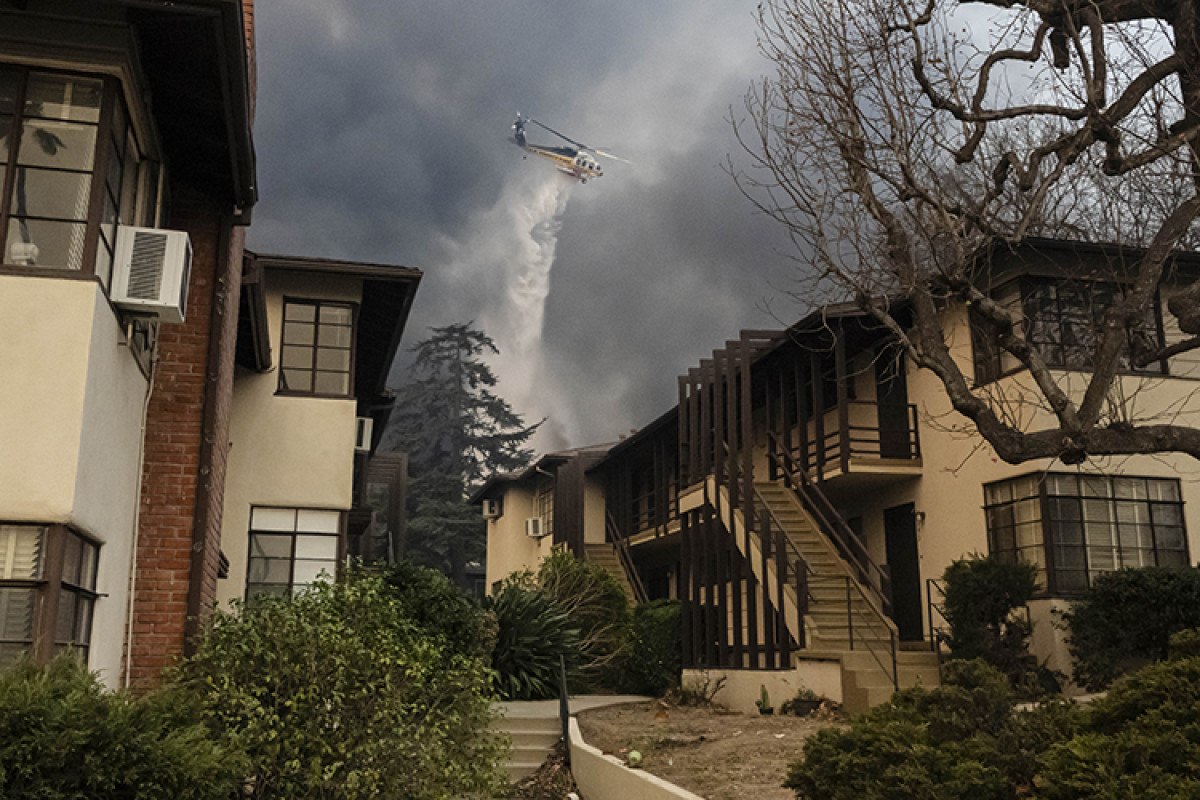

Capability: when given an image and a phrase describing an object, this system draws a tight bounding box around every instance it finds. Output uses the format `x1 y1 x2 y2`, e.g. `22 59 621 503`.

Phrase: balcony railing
774 401 921 478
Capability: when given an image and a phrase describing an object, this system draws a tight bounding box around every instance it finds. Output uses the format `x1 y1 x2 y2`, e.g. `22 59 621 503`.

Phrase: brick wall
125 186 243 689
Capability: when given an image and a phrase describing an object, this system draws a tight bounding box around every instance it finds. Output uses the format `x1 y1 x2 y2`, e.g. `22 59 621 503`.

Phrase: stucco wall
216 272 360 606
484 485 556 591
0 276 149 685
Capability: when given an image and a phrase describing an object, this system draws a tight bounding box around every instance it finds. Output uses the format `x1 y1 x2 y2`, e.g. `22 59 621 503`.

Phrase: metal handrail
606 510 649 604
767 431 895 619
752 486 898 690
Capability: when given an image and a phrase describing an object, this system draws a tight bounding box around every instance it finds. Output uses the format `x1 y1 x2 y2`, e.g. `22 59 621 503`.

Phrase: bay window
985 473 1188 594
0 524 99 668
0 64 160 283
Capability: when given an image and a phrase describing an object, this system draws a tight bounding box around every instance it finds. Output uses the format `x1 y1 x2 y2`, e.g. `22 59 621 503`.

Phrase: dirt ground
575 701 840 800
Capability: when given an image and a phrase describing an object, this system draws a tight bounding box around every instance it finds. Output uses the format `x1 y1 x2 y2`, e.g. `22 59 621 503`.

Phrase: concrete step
496 715 560 734
506 761 546 783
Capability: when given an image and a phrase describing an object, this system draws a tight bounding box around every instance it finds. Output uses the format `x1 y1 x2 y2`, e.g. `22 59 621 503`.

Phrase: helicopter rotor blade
528 118 588 150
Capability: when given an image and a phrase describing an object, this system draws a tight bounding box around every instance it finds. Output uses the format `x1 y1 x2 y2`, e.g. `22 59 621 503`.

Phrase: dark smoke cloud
250 0 801 449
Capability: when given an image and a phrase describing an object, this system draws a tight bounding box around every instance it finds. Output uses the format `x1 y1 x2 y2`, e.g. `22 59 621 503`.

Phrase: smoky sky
250 0 802 451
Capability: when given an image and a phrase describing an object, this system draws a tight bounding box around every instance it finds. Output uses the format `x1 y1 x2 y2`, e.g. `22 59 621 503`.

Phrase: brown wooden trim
0 63 28 262
79 77 118 281
31 524 63 663
275 296 359 399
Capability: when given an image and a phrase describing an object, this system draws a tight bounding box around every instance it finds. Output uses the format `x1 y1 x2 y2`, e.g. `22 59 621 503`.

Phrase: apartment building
480 239 1200 711
0 0 421 688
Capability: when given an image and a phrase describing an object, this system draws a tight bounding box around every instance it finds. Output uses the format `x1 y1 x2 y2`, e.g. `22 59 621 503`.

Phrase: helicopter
511 114 626 183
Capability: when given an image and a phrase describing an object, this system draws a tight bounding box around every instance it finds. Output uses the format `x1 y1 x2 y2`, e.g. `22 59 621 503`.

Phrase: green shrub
537 550 630 687
379 558 495 658
488 581 583 699
618 599 681 695
176 574 505 800
0 655 239 800
785 659 1079 800
941 556 1058 696
1169 628 1200 661
1035 657 1200 799
1062 566 1200 690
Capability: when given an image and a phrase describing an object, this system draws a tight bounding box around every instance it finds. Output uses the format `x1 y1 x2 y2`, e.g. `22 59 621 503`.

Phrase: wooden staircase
717 478 939 712
584 543 639 602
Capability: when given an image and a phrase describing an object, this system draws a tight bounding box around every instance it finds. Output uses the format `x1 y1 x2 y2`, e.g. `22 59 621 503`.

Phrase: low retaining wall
683 660 843 713
568 718 705 800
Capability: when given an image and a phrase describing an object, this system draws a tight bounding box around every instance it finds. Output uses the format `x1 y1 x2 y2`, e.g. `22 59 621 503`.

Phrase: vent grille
126 231 168 299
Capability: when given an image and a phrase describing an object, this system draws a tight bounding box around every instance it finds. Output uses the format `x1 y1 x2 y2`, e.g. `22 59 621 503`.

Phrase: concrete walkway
494 695 648 782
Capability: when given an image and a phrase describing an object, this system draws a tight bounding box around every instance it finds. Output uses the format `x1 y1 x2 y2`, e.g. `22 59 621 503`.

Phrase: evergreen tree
383 323 539 584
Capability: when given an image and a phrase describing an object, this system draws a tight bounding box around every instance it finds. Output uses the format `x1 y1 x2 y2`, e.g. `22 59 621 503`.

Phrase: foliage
941 556 1058 696
0 655 239 800
780 687 824 716
1035 657 1200 799
487 580 582 700
536 550 630 687
784 659 1080 800
1062 566 1200 690
1169 628 1200 661
378 558 495 658
383 322 539 583
175 574 506 800
618 599 682 696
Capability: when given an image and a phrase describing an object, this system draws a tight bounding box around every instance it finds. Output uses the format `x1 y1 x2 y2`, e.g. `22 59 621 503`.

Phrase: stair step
496 716 560 735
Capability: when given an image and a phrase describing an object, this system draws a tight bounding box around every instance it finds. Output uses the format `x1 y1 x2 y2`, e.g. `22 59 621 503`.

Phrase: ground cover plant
0 655 239 800
1063 565 1200 690
176 573 506 800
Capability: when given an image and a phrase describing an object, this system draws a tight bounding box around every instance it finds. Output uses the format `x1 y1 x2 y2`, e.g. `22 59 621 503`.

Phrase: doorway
884 503 923 642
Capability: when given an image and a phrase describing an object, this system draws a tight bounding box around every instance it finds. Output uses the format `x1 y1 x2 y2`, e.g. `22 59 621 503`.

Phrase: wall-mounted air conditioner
110 226 192 324
355 417 374 452
482 499 502 519
525 517 545 538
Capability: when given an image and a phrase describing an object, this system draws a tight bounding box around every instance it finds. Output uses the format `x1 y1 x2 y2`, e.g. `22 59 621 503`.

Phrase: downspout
123 345 158 690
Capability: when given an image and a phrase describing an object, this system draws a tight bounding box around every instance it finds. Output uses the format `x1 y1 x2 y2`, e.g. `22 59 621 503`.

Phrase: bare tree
737 0 1200 464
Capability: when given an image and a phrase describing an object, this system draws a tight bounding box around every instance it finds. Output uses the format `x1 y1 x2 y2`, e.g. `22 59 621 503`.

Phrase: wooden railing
767 431 895 620
754 485 898 690
606 510 649 605
810 401 922 464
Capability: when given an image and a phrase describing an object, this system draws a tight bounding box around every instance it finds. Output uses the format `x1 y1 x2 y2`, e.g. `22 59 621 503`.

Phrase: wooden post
809 350 825 481
740 334 758 669
835 328 851 475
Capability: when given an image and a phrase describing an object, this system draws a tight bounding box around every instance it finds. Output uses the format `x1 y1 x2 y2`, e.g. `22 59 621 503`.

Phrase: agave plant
487 582 582 700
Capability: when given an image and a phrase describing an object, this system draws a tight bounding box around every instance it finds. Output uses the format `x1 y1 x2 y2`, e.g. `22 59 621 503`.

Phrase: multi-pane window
0 525 98 668
985 474 1188 594
0 65 158 281
972 277 1165 383
246 507 341 598
536 483 555 539
278 299 355 397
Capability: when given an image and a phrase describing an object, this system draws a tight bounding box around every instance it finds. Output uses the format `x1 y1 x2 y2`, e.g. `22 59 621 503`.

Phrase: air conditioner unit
355 417 374 452
482 499 502 520
525 517 545 538
110 226 192 324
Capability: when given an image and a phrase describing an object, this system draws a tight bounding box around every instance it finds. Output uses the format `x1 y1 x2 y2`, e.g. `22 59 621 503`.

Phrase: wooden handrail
767 430 895 618
606 510 649 605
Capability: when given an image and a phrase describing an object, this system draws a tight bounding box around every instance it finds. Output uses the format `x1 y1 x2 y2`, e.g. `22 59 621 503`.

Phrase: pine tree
383 323 539 584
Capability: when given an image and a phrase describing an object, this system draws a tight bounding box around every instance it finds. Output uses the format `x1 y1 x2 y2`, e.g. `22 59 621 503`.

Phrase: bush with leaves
618 599 682 695
941 556 1058 696
175 574 505 800
0 655 240 800
1063 566 1200 690
379 558 495 658
488 579 583 700
536 550 630 687
1036 655 1200 799
784 659 1080 800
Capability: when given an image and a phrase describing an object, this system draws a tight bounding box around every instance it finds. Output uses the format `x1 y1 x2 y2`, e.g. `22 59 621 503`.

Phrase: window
985 474 1188 594
972 277 1165 383
536 482 554 540
278 299 356 397
0 65 159 282
0 524 98 668
246 507 342 598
